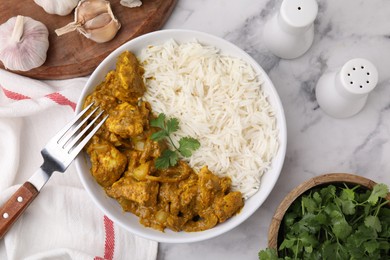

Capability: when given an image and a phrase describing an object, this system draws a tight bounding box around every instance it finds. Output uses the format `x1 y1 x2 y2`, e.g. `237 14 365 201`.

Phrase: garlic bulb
0 16 49 72
55 0 121 43
120 0 142 8
34 0 79 16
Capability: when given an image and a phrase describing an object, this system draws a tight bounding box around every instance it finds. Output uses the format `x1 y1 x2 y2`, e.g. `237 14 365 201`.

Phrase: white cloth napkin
0 69 158 260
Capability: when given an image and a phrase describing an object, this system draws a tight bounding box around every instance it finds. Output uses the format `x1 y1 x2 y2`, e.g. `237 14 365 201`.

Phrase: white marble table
158 0 390 259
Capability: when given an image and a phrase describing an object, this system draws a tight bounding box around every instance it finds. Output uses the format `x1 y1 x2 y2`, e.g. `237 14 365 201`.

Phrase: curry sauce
83 51 244 232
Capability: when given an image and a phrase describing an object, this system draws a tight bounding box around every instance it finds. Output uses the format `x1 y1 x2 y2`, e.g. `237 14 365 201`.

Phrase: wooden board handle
0 182 39 239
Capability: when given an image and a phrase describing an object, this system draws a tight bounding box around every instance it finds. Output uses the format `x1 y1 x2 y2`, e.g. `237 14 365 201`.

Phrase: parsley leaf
364 240 380 254
258 248 279 260
166 117 179 134
339 188 357 215
150 113 200 169
332 215 352 240
364 215 382 232
150 114 170 141
151 130 168 142
368 183 389 205
150 113 166 129
155 150 178 169
178 137 201 157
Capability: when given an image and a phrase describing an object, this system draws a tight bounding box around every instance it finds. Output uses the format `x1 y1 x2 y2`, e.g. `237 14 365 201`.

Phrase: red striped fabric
94 216 116 260
1 85 76 111
1 86 31 100
45 92 76 111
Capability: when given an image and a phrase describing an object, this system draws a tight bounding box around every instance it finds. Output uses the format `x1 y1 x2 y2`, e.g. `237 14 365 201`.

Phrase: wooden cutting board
0 0 177 79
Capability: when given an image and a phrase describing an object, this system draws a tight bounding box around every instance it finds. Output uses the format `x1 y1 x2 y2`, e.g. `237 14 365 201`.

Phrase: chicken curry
83 51 244 232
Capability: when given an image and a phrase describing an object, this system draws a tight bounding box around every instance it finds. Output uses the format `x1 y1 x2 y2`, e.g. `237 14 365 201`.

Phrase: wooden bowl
268 173 390 250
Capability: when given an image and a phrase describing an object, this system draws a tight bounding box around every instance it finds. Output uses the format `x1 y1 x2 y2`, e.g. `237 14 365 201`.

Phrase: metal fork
0 102 108 239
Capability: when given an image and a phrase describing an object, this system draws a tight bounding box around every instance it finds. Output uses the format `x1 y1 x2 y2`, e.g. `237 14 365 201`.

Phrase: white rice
139 39 279 199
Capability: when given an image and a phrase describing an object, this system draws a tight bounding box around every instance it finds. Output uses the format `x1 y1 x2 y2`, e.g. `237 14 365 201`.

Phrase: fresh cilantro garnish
178 137 200 157
258 248 279 260
258 182 390 260
154 149 178 170
368 183 388 205
150 113 200 169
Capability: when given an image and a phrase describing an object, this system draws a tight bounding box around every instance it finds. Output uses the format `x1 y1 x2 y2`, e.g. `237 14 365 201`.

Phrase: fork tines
56 103 108 156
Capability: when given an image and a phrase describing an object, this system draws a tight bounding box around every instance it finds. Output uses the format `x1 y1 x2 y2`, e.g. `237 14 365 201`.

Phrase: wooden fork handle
0 182 39 239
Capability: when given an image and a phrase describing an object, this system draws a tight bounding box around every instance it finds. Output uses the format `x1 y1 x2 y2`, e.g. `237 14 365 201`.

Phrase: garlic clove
55 0 121 43
34 0 79 16
84 13 112 30
120 0 142 8
81 16 121 43
0 15 49 71
76 0 111 22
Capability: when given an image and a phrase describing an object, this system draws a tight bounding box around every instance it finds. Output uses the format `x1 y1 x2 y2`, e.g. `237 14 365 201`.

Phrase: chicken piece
157 173 198 231
105 101 150 138
83 89 118 113
82 73 129 146
106 176 159 207
159 172 198 217
83 71 119 113
113 51 146 103
115 197 165 231
164 213 189 232
98 130 131 148
123 150 141 176
197 166 231 208
86 136 127 187
213 191 244 223
182 208 219 232
181 166 243 231
147 160 192 183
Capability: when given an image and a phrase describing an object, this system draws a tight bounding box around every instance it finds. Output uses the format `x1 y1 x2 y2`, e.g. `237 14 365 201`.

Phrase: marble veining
159 0 390 259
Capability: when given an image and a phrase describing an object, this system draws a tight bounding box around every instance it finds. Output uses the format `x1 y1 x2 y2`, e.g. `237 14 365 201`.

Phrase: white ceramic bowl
75 29 287 243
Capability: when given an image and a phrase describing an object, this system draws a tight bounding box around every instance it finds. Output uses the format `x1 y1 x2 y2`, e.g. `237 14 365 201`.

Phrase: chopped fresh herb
258 183 390 260
150 113 200 169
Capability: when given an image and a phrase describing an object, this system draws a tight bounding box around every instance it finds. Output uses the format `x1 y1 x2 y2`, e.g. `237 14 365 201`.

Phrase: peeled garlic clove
55 0 121 43
120 0 142 8
0 15 49 72
34 0 79 16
